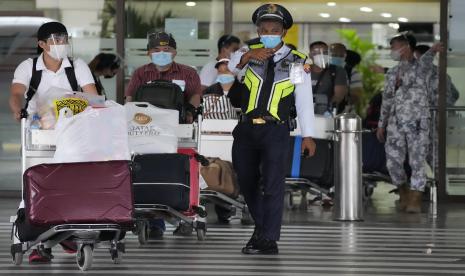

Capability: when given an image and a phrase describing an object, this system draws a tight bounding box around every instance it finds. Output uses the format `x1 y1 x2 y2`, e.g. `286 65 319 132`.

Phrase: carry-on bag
132 148 200 211
287 136 334 187
23 160 134 226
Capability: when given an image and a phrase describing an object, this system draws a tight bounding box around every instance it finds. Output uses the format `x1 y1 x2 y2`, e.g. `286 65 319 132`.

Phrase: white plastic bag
125 102 178 154
53 101 130 163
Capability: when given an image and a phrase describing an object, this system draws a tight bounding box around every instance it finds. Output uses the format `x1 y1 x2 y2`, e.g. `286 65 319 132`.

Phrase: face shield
311 47 329 69
46 33 72 60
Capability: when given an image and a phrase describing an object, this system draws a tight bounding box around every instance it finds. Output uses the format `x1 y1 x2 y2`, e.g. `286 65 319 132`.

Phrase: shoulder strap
65 58 79 91
21 58 42 117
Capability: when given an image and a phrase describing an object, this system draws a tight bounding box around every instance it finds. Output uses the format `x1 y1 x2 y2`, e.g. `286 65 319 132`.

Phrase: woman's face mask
47 44 69 61
260 35 282 49
151 51 173 67
216 74 235 84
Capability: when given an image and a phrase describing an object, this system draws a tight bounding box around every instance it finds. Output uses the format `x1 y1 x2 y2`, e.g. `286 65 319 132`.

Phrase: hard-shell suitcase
23 161 134 226
132 148 200 211
287 136 334 187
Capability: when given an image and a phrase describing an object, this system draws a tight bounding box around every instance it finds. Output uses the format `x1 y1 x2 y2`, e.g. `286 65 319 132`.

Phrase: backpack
134 80 186 123
22 57 79 115
313 64 337 114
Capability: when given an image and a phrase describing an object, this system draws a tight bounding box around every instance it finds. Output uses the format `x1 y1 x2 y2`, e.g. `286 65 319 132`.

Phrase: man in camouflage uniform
376 34 442 213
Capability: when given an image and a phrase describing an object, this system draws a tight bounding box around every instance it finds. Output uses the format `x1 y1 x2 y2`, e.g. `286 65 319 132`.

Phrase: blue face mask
329 56 346 67
216 74 235 84
151 51 173 66
260 35 282 49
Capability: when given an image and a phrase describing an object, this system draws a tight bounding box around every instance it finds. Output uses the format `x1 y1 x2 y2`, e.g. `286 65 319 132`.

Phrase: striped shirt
125 62 202 100
203 94 237 120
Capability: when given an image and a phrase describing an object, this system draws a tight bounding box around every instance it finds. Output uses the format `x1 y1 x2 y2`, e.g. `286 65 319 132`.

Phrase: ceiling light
360 7 373 13
185 1 196 7
339 17 351 23
398 17 409 22
388 23 400 29
380 12 392 18
327 2 336 7
319 13 330 18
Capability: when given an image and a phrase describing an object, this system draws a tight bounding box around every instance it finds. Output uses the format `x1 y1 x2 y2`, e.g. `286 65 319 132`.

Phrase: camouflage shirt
379 50 436 128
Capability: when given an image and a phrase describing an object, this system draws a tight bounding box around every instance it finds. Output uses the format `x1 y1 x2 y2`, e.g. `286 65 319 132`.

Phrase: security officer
376 34 442 213
228 3 316 254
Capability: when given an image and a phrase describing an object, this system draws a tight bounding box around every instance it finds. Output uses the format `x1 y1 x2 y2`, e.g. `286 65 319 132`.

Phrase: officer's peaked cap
252 3 293 30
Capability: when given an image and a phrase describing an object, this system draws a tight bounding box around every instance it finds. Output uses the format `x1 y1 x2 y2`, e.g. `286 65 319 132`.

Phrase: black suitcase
287 136 334 187
362 132 388 174
134 80 185 122
132 153 190 211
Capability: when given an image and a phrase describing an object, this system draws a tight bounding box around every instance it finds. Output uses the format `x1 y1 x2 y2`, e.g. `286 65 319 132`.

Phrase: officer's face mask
151 51 173 67
216 74 235 84
329 56 346 67
260 35 282 49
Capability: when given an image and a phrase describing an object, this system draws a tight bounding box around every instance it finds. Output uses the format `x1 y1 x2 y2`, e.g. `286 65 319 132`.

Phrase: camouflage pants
385 120 429 191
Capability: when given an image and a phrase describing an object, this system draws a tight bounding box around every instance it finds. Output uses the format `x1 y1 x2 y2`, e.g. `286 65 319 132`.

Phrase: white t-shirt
199 59 218 87
12 53 95 114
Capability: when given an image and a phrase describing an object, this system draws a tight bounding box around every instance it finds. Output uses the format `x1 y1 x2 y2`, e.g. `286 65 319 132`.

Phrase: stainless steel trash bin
332 113 364 221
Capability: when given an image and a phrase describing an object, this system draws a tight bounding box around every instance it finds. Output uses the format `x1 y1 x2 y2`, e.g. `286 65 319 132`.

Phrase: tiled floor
1 183 465 275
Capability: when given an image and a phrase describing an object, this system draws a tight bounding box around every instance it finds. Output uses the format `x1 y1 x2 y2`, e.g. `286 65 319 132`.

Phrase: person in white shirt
199 34 241 90
9 21 97 121
9 21 97 264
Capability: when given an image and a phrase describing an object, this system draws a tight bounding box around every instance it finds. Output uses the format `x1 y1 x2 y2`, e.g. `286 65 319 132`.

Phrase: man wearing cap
228 3 316 254
125 31 202 122
9 21 97 121
9 21 97 264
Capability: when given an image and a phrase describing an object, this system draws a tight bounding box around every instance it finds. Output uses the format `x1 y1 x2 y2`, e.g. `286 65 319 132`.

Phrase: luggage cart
10 116 129 271
133 115 208 243
198 118 253 224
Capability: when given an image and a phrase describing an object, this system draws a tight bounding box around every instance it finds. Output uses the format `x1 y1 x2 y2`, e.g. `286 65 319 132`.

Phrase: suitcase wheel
77 245 93 271
240 206 254 225
137 221 149 245
196 222 206 241
284 191 295 210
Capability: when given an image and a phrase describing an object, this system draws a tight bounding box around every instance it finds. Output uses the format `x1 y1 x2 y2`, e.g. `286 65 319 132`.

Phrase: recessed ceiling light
398 17 409 22
388 23 400 29
360 7 373 13
319 13 330 18
186 1 196 7
327 2 336 7
381 13 392 18
339 17 351 23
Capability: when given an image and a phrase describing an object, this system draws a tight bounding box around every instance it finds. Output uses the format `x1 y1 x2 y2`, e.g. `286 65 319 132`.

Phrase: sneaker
173 223 193 236
29 249 52 264
60 240 77 254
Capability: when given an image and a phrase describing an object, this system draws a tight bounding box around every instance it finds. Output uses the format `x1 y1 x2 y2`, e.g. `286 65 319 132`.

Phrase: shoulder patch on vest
291 49 307 59
249 43 265 49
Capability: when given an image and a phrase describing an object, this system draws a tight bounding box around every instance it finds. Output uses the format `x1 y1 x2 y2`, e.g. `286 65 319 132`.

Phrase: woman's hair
88 53 121 72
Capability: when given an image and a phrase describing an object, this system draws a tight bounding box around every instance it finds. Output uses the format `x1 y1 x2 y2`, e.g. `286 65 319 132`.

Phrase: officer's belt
239 114 286 125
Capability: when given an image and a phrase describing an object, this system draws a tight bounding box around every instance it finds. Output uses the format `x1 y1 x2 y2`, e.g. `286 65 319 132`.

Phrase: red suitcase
23 161 134 226
178 148 200 211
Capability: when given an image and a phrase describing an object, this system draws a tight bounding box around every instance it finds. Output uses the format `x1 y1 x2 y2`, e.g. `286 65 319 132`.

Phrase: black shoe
245 227 262 249
242 238 278 255
148 227 164 240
